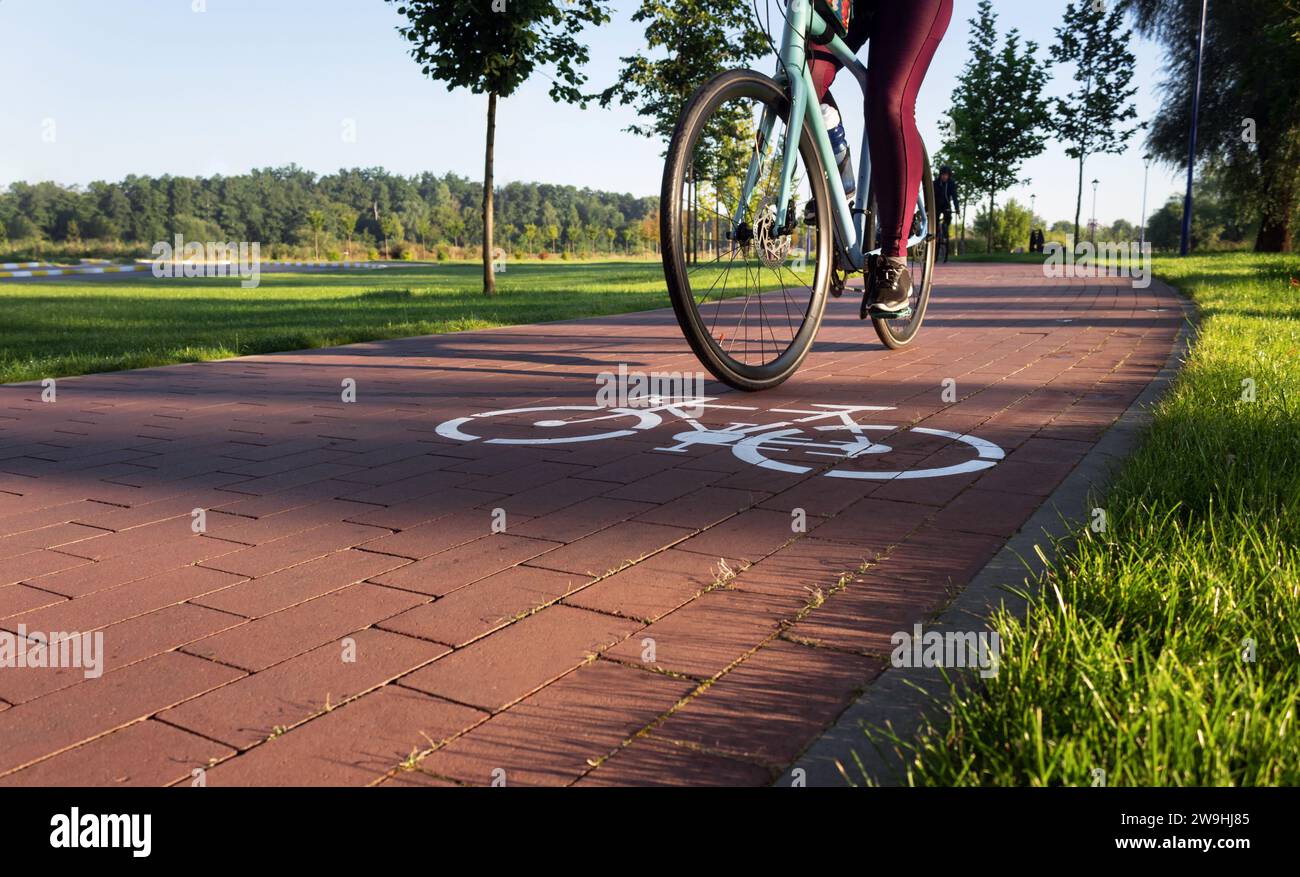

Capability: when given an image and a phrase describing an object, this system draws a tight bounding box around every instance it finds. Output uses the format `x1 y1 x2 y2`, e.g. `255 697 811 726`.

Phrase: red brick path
0 264 1181 786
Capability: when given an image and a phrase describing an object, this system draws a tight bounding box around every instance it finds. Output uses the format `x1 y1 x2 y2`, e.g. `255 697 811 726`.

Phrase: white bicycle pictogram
436 396 1003 481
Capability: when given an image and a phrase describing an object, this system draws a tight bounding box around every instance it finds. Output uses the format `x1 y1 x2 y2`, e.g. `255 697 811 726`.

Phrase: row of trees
941 0 1300 254
938 0 1136 253
0 167 660 259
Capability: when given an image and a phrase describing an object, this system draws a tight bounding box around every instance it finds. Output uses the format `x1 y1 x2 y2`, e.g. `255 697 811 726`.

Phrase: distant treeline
0 165 661 259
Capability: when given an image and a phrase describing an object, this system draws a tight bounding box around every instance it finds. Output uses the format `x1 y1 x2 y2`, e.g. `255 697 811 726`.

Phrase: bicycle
937 212 951 264
661 0 937 392
436 397 1004 481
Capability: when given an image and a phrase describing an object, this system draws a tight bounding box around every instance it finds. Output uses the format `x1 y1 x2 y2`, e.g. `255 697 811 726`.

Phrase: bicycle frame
731 0 928 272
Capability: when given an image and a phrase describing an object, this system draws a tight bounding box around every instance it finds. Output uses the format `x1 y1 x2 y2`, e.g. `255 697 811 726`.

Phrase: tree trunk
1255 213 1293 252
483 91 498 296
987 191 995 252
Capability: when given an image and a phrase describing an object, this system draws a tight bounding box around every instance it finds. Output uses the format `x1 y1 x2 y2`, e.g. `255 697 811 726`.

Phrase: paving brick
415 660 694 786
201 685 486 786
3 565 244 642
0 549 93 588
604 587 804 679
575 736 773 787
368 534 561 597
161 628 449 749
524 521 688 577
0 584 66 619
377 565 584 646
563 548 725 621
929 488 1048 537
200 521 392 577
634 486 764 529
0 522 106 559
361 511 498 560
653 640 880 764
191 549 410 618
28 536 245 598
787 568 955 654
399 605 641 711
0 652 244 776
676 508 802 564
0 720 234 787
507 497 654 543
180 583 427 672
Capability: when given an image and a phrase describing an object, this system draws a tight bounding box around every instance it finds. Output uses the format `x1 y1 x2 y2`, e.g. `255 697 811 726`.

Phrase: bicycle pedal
868 305 912 320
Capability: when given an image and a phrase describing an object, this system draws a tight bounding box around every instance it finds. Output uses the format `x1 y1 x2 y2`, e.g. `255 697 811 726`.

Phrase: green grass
875 251 1300 786
0 260 788 385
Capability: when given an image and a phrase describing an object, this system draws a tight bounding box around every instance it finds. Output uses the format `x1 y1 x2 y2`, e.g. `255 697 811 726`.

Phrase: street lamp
1140 154 1151 247
1090 179 1099 246
1030 193 1037 250
1180 0 1210 256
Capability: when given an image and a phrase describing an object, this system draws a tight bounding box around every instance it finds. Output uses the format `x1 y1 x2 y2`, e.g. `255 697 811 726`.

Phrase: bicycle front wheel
661 69 833 391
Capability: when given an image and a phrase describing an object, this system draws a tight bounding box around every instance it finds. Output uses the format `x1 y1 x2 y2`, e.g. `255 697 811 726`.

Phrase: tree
940 0 1051 251
974 197 1033 252
1050 1 1140 245
1127 0 1300 251
306 209 327 260
380 214 404 259
390 0 612 294
599 0 767 263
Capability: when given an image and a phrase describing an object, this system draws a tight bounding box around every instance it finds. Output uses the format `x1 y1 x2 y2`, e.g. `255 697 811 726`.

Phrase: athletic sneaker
862 255 912 318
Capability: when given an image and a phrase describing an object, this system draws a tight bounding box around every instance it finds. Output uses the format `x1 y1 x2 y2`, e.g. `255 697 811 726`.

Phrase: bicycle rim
661 69 832 391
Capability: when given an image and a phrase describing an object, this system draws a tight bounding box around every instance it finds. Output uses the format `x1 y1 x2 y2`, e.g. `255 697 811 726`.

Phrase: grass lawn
877 251 1300 785
0 260 788 385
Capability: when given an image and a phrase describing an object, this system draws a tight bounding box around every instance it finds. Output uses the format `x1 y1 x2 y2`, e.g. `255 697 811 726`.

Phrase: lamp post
1140 154 1151 247
1090 179 1099 246
1180 0 1210 256
1030 193 1037 251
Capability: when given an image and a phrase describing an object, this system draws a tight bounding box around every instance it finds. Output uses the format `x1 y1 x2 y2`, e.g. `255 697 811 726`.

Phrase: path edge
783 277 1196 788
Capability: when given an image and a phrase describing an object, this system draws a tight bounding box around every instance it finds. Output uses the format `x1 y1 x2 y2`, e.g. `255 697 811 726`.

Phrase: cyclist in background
809 0 954 317
934 165 959 246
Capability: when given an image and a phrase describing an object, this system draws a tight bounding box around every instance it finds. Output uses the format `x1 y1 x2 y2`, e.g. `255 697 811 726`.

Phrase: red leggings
811 0 952 257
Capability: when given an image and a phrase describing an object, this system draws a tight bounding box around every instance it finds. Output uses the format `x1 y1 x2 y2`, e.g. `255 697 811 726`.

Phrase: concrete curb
0 261 393 279
0 264 147 278
783 278 1197 787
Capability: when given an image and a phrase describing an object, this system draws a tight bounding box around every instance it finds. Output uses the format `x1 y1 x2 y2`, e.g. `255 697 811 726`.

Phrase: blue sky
0 0 1185 228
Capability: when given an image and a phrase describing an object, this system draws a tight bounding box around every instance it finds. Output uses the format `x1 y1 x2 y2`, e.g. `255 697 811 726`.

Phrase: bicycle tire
661 69 833 391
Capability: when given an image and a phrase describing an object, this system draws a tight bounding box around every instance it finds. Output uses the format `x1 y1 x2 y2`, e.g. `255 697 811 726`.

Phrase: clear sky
0 0 1187 229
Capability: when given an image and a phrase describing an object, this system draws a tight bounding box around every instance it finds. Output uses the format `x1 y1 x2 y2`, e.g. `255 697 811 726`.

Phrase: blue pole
1179 0 1209 256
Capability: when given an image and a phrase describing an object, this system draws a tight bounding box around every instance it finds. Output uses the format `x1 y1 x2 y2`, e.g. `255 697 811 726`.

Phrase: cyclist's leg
808 7 873 103
864 0 953 258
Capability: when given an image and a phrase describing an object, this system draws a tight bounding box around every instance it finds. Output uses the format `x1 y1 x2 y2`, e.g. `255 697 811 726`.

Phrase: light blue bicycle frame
731 0 928 272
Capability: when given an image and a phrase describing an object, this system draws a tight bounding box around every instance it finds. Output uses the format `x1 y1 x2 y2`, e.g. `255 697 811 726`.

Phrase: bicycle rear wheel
863 144 937 349
661 69 833 391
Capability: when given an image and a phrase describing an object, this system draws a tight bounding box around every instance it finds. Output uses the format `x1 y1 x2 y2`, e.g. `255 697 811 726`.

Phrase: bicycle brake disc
754 202 791 268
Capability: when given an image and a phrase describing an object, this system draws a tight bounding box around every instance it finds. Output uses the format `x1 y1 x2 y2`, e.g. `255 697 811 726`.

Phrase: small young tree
306 209 326 260
390 0 611 293
1050 1 1139 246
940 0 1051 252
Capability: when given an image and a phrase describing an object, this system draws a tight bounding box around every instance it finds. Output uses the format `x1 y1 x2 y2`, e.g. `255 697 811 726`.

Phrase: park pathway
0 263 1182 786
